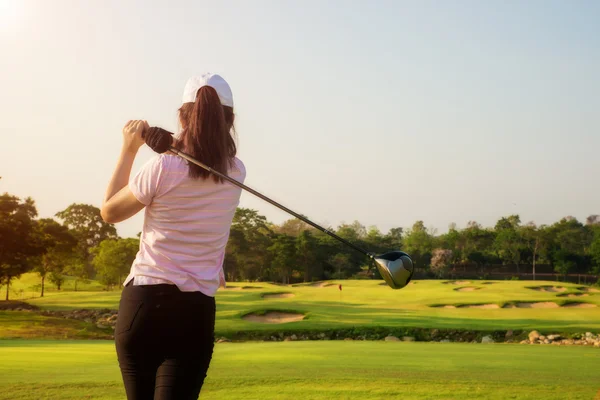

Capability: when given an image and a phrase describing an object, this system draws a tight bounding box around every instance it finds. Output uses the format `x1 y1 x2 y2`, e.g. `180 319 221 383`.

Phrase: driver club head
373 251 414 289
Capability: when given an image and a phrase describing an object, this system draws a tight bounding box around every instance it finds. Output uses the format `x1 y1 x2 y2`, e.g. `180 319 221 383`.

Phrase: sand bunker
482 282 496 285
529 286 566 293
557 293 589 298
223 286 263 291
458 304 500 309
431 303 498 309
562 303 596 308
455 287 480 292
262 293 295 299
435 301 594 309
444 281 471 285
242 311 305 324
430 305 457 309
578 287 600 293
515 302 559 308
311 282 336 287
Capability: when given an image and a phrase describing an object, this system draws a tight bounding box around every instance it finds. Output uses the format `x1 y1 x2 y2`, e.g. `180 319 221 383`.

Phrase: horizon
1 0 598 238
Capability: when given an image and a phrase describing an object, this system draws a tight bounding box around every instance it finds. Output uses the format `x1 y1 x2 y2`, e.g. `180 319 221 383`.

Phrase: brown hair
177 86 237 183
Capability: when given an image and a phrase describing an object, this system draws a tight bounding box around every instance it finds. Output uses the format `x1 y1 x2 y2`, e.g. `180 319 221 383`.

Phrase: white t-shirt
124 153 246 297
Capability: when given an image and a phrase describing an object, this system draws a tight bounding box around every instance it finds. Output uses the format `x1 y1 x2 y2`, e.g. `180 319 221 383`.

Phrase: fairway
0 340 598 400
7 276 599 336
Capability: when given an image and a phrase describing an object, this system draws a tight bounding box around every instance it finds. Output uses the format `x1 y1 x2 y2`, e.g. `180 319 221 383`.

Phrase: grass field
0 340 598 400
3 274 599 337
5 273 105 297
2 275 600 399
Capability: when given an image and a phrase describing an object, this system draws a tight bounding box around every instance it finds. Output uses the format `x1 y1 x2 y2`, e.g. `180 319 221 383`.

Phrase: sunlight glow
0 0 22 30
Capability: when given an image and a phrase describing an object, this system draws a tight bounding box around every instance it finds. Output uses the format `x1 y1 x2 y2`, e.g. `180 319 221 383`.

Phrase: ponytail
178 86 237 182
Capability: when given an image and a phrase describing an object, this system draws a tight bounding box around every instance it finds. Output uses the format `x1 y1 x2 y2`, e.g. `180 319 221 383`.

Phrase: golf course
2 274 600 399
2 1 599 398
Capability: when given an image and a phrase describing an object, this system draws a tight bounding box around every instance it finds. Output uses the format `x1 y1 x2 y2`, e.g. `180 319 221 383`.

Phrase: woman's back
126 153 246 295
103 73 242 399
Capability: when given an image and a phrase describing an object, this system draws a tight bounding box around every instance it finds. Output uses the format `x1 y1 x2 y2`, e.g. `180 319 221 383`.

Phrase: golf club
143 127 414 289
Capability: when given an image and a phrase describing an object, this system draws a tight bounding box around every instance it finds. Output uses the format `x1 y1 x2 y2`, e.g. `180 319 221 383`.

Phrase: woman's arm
101 120 148 224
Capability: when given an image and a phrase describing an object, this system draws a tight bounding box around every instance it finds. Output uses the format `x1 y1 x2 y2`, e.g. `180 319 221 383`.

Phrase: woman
101 73 246 400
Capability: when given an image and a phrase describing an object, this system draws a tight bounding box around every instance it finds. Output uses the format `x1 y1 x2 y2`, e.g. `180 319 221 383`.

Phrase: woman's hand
123 120 149 153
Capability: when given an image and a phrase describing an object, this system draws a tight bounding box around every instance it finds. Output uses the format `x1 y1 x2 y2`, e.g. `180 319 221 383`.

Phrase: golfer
101 73 245 399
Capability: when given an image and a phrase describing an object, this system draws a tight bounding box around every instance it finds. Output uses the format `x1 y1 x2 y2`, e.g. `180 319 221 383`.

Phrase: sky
1 0 599 239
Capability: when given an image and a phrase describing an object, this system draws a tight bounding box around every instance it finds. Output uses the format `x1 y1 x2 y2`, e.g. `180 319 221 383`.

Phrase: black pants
115 280 216 400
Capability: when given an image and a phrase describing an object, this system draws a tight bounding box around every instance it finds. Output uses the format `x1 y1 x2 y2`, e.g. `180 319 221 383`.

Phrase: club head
373 251 414 289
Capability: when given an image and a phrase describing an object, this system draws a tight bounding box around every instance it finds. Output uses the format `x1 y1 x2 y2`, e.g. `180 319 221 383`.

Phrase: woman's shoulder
233 157 245 170
232 157 246 178
149 153 245 179
156 153 188 169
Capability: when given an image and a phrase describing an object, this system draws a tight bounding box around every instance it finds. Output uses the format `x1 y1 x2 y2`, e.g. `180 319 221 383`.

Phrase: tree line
1 191 599 299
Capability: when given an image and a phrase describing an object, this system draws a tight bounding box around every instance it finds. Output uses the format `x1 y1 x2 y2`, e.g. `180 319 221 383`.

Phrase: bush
430 249 453 278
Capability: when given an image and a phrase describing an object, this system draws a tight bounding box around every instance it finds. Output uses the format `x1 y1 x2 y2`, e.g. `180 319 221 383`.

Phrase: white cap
182 73 234 107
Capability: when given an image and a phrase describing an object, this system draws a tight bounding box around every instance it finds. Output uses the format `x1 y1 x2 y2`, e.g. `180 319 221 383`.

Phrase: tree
276 218 313 237
33 218 77 297
586 215 600 226
328 253 351 279
463 222 495 266
55 204 118 278
91 238 139 289
436 221 496 272
49 271 65 291
520 222 549 280
64 257 88 291
267 234 297 284
296 230 318 281
438 224 464 265
0 194 41 300
403 221 434 268
332 221 369 277
553 250 576 277
382 227 403 250
311 230 343 280
224 208 273 281
591 224 600 260
495 215 521 231
336 221 367 242
430 249 453 278
363 226 384 253
494 215 524 272
547 217 592 276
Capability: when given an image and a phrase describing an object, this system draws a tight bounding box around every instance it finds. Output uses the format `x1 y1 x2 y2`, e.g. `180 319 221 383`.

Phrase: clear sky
1 0 599 238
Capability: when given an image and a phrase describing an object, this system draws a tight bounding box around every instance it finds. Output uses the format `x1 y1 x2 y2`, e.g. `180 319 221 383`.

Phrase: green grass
2 273 106 300
0 312 112 340
2 279 600 399
0 340 598 399
10 279 599 334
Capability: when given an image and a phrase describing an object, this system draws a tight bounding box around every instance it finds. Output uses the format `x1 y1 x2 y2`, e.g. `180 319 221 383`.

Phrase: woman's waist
123 277 216 303
136 242 225 264
125 270 221 296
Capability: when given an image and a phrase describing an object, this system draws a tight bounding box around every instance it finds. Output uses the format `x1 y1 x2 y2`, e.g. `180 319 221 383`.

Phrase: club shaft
171 148 373 259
